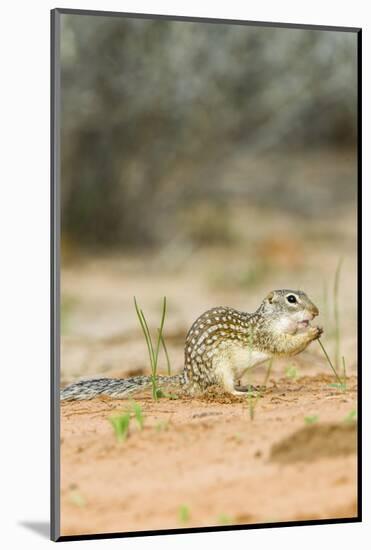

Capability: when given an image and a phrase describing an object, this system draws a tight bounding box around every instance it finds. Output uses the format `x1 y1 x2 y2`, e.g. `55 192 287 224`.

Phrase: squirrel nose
311 304 319 317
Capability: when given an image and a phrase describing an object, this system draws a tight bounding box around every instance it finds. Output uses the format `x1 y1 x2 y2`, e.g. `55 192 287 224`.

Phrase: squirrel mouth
297 319 310 331
296 311 315 332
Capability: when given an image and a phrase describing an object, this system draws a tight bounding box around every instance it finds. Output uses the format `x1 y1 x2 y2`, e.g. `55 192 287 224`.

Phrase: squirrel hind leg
213 358 256 397
213 359 241 396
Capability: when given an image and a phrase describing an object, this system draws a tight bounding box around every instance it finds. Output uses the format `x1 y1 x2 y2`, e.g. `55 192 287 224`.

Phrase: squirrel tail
60 374 183 401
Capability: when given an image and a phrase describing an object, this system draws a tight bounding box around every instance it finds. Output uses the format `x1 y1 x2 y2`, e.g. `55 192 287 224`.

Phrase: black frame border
51 7 362 542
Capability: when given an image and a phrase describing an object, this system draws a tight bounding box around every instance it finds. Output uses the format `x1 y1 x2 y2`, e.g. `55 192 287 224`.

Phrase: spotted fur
61 289 322 401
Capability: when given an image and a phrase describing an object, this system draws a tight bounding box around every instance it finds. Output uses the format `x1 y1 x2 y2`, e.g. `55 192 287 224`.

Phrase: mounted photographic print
51 8 361 541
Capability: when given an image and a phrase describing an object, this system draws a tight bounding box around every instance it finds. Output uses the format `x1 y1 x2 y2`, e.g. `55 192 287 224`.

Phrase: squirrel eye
287 294 297 304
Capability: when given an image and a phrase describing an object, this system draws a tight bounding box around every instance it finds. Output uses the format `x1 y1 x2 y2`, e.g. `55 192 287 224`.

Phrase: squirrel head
258 289 319 334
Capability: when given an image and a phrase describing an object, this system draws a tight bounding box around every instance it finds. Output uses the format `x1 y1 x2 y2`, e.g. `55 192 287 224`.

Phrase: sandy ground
60 373 357 536
59 205 358 536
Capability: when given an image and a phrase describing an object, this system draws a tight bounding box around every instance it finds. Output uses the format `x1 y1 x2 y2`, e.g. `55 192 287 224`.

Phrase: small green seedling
217 514 233 525
328 356 348 391
285 365 298 380
344 409 357 423
69 488 86 508
109 412 131 442
304 415 319 425
131 401 144 430
134 296 170 401
178 504 191 524
155 420 170 432
155 388 178 400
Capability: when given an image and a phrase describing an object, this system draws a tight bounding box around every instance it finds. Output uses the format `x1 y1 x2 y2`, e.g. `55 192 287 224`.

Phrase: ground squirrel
61 289 322 401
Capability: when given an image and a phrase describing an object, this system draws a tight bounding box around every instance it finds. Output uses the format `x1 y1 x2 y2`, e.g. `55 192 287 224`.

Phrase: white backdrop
0 1 368 548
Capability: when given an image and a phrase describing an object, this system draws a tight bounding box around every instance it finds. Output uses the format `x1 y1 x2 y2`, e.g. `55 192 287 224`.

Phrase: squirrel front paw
308 325 323 341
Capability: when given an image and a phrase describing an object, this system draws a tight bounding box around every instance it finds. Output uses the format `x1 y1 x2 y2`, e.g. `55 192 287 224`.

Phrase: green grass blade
318 338 343 386
154 297 167 366
333 258 343 369
132 402 144 429
134 296 159 400
158 329 171 375
342 356 347 386
134 297 155 366
139 308 155 365
134 296 169 401
151 297 167 399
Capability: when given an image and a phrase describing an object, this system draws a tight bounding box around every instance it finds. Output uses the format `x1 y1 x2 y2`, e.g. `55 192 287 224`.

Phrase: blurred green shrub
60 16 357 250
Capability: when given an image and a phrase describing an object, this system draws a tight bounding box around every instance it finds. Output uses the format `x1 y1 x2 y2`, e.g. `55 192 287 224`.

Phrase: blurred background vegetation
60 14 357 384
61 15 356 251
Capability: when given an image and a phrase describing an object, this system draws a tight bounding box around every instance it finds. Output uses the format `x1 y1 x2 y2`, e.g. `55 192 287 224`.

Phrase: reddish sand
60 213 358 537
60 374 357 536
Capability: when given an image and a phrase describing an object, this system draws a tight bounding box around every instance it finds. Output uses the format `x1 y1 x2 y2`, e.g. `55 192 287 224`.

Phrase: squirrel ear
266 291 275 303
